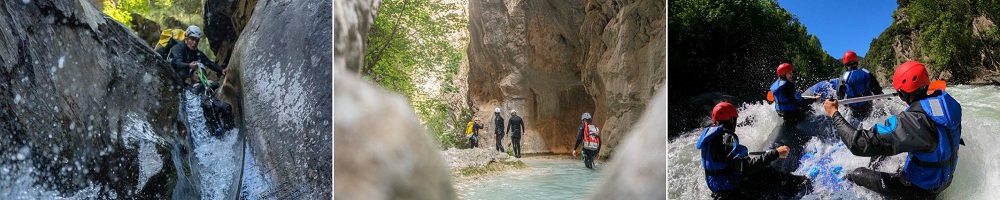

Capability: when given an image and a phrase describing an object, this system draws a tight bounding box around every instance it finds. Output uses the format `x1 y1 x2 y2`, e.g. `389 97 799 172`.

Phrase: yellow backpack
465 121 474 136
157 29 186 48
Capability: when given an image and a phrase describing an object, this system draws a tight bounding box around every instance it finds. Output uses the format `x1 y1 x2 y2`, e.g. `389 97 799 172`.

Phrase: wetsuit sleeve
170 45 188 71
869 76 884 95
506 118 513 135
199 53 224 74
574 125 583 150
832 111 938 156
720 134 778 175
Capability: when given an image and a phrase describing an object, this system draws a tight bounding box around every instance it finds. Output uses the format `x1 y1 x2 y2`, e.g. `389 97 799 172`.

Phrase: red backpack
583 122 600 150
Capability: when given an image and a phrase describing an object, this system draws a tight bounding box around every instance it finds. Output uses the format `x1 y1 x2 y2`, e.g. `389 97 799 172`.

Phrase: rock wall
221 0 331 198
466 0 664 156
203 0 258 66
0 0 179 198
589 88 666 199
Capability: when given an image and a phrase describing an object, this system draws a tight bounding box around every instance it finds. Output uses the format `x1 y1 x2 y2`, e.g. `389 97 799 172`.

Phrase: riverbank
441 148 528 180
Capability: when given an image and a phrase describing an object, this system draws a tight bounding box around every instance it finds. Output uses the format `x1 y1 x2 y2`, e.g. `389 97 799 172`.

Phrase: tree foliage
103 0 152 26
863 0 1000 82
365 0 469 148
365 0 466 98
668 0 841 135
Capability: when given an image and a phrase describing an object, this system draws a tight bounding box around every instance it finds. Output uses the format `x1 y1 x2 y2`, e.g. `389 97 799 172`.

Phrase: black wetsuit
832 95 948 199
507 115 524 158
170 43 232 135
470 122 483 148
168 42 223 86
703 127 811 199
494 113 505 152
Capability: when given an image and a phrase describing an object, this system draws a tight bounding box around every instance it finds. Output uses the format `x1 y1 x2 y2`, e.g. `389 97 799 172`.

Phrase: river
455 156 603 200
668 85 1000 199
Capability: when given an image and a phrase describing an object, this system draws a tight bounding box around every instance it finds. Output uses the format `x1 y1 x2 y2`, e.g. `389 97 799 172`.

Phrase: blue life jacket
770 79 802 112
904 91 962 191
696 126 748 192
840 68 874 107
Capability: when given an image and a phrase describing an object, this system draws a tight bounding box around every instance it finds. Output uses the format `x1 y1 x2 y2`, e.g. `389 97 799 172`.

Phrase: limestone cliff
466 0 664 156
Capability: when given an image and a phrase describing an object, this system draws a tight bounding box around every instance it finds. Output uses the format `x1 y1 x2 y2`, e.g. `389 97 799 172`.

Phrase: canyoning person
494 108 505 152
572 112 601 169
769 63 819 124
507 110 525 158
836 50 884 117
468 118 484 148
169 25 225 87
823 61 963 199
169 25 234 135
697 102 811 199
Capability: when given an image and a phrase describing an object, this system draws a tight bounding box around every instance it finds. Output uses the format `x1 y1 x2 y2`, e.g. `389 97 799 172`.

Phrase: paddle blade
929 80 947 93
767 91 774 102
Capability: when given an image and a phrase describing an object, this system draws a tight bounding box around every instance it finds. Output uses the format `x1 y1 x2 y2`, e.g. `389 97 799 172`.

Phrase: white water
0 113 164 199
182 90 242 199
668 85 1000 199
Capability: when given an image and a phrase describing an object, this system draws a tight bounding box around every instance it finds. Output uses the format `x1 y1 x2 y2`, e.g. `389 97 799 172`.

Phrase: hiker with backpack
467 118 484 148
573 112 601 169
168 25 234 135
168 25 225 88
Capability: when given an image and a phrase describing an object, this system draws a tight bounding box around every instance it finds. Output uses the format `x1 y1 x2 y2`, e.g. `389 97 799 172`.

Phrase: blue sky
775 0 898 58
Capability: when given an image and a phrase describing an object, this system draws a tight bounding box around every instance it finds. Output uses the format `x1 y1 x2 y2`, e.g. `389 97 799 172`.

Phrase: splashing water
182 90 242 199
669 85 1000 199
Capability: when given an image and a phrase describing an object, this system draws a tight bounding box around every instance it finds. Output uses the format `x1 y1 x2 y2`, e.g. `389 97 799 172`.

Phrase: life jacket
903 91 962 191
696 126 747 192
583 122 600 150
769 79 799 112
840 68 874 107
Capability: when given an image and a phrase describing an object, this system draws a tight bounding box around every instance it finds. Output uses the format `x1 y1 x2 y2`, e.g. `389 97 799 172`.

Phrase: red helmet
892 61 930 93
843 50 859 64
776 63 793 76
712 102 738 122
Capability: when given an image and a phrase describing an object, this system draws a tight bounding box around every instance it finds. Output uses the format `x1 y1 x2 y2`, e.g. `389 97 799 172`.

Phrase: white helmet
581 112 592 120
494 108 501 113
185 25 202 39
510 109 516 114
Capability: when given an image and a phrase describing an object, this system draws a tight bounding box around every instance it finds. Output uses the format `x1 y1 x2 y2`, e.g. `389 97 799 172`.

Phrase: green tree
365 0 468 148
103 0 151 27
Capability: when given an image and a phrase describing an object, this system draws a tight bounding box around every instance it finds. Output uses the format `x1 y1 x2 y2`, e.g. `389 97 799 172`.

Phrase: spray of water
669 85 1000 199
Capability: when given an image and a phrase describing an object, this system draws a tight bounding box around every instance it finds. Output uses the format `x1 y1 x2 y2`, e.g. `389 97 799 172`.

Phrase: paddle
835 80 948 105
766 91 819 103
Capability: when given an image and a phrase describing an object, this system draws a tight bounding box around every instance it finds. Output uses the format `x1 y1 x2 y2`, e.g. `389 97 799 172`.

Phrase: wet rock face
466 0 664 155
590 88 666 200
0 0 178 198
203 0 258 66
224 0 331 198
